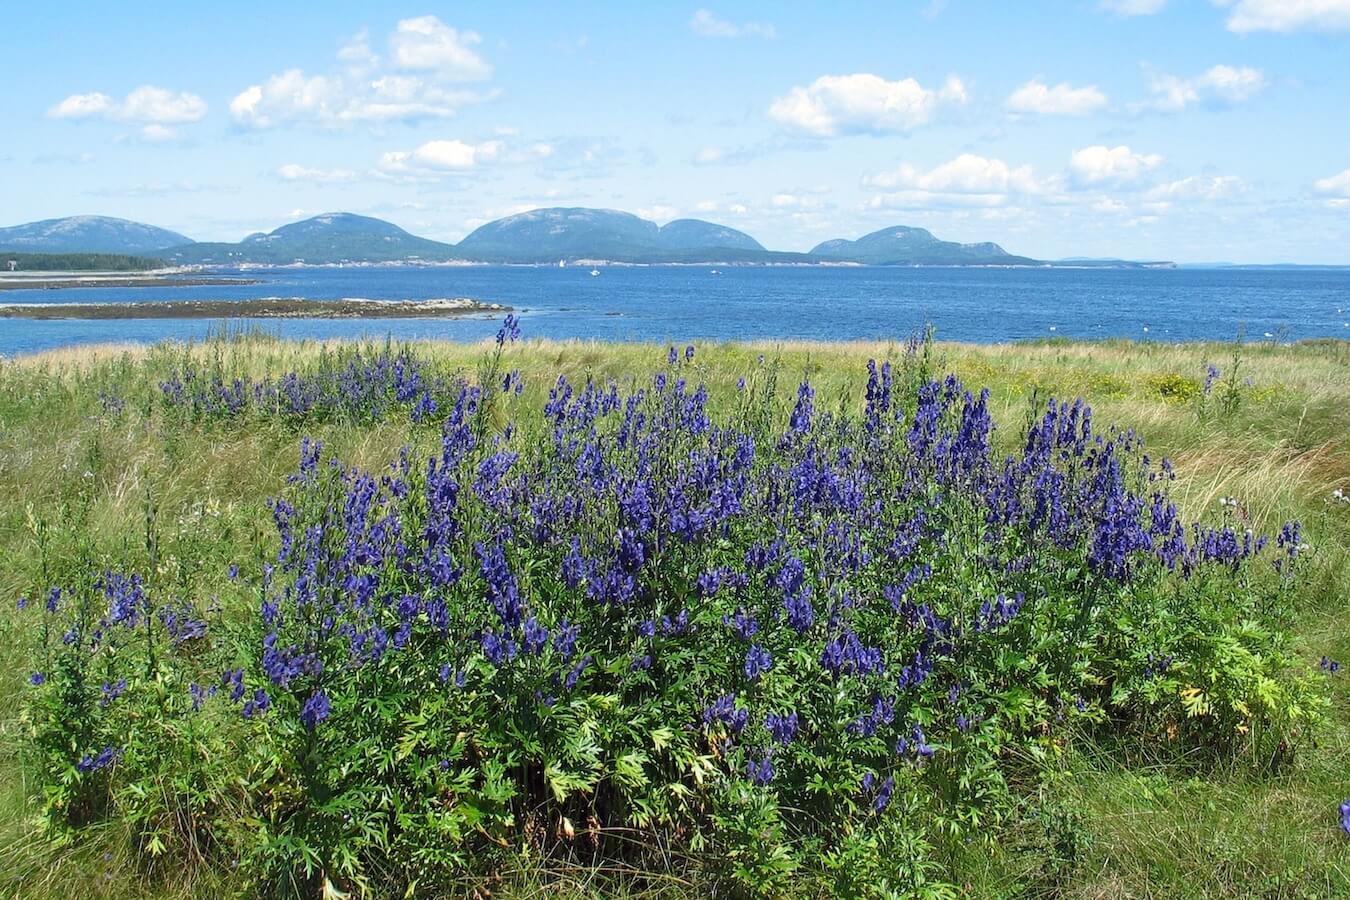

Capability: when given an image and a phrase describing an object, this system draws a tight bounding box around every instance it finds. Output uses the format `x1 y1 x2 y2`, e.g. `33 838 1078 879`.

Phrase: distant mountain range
0 216 190 255
167 214 459 265
455 208 786 263
810 225 1040 266
0 210 1173 268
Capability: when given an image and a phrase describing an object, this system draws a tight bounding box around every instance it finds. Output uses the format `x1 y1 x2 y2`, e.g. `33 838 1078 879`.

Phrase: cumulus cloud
862 153 1048 209
865 153 1044 194
1100 0 1167 13
1139 65 1266 112
388 15 492 78
231 69 485 128
379 139 503 174
1217 0 1350 32
1006 79 1108 116
1314 168 1350 207
277 164 358 183
1069 145 1163 185
690 9 776 38
231 16 492 128
49 86 207 123
768 73 966 136
50 92 115 118
1314 168 1350 195
863 193 1009 212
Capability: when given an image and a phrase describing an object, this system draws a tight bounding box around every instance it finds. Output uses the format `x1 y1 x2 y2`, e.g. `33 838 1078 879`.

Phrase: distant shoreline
184 259 1178 271
0 297 508 320
0 274 257 291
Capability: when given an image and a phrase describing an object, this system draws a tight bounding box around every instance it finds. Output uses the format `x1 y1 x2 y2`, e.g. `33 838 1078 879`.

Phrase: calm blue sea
2 265 1348 356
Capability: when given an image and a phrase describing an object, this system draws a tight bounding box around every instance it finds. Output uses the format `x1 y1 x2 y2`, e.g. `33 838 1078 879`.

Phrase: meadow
0 326 1347 898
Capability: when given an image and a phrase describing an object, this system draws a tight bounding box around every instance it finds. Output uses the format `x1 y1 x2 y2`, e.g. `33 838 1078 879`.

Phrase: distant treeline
0 252 167 272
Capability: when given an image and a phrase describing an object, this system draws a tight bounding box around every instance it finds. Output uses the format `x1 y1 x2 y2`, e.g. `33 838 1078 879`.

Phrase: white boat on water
558 260 566 267
589 269 600 276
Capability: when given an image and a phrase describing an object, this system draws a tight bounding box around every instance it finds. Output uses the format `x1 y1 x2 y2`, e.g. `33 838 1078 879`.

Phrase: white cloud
694 146 727 165
120 86 207 122
690 9 776 38
864 192 1008 211
1006 79 1108 116
277 164 358 183
378 139 503 174
230 70 340 127
1140 65 1266 112
768 73 966 137
861 153 1049 210
865 153 1045 195
49 92 114 118
232 68 484 128
1070 145 1163 185
231 16 491 128
49 86 207 123
229 86 264 121
388 16 492 79
1101 0 1167 13
1314 169 1350 206
1218 0 1350 32
1145 175 1246 201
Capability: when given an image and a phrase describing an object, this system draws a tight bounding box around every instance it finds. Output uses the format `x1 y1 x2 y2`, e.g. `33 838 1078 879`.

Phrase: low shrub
1147 372 1200 403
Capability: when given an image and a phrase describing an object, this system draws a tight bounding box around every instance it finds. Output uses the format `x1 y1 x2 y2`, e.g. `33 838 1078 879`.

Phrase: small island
0 297 508 320
0 274 259 291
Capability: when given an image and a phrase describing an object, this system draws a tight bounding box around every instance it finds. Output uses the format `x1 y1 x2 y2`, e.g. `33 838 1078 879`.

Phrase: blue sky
3 1 1349 262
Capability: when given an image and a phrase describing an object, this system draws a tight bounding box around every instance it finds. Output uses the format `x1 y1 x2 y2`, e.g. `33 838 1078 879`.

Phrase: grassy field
0 333 1347 898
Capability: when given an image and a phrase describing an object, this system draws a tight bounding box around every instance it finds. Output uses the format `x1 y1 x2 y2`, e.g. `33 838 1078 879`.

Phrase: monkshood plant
15 560 247 864
157 342 463 425
15 325 1322 897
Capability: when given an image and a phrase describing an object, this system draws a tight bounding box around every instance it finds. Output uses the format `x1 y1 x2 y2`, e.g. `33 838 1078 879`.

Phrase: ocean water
2 264 1348 356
